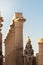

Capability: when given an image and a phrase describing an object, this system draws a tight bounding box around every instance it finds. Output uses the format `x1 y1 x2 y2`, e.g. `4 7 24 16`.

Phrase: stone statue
24 37 34 65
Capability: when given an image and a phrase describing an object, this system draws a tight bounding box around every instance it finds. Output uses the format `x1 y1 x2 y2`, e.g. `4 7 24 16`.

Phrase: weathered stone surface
38 38 43 65
16 48 24 65
0 55 3 65
0 30 3 65
5 12 26 65
0 15 3 65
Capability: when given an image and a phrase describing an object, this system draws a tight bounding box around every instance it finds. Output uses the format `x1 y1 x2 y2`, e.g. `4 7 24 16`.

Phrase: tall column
0 14 3 65
13 12 26 65
38 38 43 65
14 13 26 49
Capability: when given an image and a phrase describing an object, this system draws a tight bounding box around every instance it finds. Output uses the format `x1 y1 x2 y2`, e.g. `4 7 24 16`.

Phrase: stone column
38 38 43 65
13 12 26 65
5 12 26 65
0 14 3 65
14 13 26 49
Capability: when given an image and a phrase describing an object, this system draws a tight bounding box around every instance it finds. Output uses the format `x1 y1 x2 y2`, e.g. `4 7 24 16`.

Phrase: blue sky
0 0 43 55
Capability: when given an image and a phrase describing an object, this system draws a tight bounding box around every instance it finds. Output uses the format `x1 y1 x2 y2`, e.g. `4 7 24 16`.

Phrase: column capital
13 12 26 22
38 38 43 44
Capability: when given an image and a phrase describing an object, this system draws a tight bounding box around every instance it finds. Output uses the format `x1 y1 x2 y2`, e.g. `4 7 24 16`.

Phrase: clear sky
0 0 43 55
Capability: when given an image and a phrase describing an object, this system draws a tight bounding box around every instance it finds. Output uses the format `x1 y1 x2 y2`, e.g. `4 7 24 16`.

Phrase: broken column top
15 12 23 18
38 38 43 43
13 12 26 22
